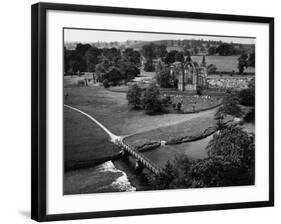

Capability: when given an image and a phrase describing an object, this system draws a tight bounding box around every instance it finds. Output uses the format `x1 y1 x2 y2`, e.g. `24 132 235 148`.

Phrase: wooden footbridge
64 104 164 176
115 139 164 175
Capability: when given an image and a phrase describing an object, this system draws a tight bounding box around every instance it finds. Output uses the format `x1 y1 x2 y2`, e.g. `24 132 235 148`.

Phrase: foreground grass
64 107 120 170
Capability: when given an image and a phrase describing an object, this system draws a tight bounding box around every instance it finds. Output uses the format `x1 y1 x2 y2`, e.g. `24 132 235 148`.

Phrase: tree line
64 43 141 86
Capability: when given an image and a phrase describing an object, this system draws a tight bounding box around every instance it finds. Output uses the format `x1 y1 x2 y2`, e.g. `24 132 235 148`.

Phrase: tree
85 47 101 72
164 50 178 64
193 47 199 55
247 50 255 67
183 47 191 57
75 43 91 56
208 46 217 55
200 46 206 53
151 126 255 189
143 59 155 72
123 48 141 67
175 52 185 62
142 44 155 60
126 84 143 109
68 59 81 74
117 58 140 81
95 57 111 81
238 78 255 106
156 67 172 88
103 67 124 85
102 48 121 63
150 157 192 190
142 83 164 114
214 109 225 130
238 53 248 74
216 43 235 56
238 89 255 106
65 50 86 74
202 126 255 186
221 91 242 117
155 44 168 59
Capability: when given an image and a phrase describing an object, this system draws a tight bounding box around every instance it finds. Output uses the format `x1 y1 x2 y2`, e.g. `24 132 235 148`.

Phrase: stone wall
206 77 253 89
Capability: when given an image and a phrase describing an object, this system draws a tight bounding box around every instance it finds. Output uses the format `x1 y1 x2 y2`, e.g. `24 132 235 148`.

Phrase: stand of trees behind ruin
64 40 255 88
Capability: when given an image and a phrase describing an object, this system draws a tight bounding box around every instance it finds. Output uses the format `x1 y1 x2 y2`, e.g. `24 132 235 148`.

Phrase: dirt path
64 104 122 143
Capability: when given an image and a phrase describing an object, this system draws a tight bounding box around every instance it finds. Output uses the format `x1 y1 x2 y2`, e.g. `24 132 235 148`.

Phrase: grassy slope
64 85 204 136
124 108 217 147
64 107 120 170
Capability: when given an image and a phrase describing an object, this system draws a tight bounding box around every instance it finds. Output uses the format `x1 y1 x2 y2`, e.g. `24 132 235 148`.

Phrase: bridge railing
115 139 163 175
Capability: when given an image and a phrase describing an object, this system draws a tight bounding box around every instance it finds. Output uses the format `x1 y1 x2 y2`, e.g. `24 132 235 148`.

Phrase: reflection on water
142 135 213 168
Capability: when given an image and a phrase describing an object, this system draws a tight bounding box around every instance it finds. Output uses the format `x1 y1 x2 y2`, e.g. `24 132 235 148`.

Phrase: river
114 122 255 190
65 122 255 194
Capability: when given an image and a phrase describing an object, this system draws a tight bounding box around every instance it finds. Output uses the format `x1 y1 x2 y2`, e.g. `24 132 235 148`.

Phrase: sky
64 28 255 44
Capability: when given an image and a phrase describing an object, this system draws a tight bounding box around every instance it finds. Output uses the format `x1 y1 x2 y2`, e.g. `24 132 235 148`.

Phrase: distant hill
65 39 254 55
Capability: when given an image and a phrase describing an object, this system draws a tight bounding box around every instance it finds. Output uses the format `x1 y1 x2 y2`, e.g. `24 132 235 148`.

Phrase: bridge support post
135 159 144 172
121 150 130 158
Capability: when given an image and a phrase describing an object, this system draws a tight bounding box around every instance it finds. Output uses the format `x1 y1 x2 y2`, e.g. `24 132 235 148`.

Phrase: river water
68 122 255 194
113 122 255 191
111 135 213 191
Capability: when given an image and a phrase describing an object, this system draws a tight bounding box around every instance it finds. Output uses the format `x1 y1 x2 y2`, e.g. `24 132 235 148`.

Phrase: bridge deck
116 140 164 175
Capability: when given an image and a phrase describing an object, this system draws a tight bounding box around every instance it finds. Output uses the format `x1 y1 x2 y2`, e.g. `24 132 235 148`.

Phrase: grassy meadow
191 55 255 73
64 106 120 171
64 85 208 136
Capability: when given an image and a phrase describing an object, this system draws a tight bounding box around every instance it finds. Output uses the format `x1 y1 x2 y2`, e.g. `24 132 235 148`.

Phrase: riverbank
64 161 136 194
112 157 151 191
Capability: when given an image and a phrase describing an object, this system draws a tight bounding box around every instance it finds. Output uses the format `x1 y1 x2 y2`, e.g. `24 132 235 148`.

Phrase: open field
124 108 217 147
64 106 120 170
64 85 206 136
191 55 255 73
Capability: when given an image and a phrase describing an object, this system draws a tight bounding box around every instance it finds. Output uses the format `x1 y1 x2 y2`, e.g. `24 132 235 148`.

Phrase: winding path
64 104 164 175
64 104 122 143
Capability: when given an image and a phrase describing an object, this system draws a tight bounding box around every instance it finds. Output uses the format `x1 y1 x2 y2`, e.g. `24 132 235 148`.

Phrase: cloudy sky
64 28 255 44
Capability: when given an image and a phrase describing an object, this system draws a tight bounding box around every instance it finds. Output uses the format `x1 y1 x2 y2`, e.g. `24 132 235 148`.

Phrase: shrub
103 79 110 88
214 108 225 130
161 95 171 107
77 79 85 86
176 102 182 111
207 64 217 74
196 86 203 95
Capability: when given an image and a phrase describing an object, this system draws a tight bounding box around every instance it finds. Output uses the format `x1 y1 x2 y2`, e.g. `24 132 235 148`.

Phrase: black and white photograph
63 28 256 195
29 2 274 222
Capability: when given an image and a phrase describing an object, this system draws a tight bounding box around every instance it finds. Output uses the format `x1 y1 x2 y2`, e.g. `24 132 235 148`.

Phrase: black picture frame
31 2 274 222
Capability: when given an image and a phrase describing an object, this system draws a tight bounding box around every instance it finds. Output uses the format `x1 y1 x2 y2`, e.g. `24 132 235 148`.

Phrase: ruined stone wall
206 77 254 89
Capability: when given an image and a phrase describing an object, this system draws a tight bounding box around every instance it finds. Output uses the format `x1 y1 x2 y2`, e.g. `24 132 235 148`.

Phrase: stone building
170 57 208 91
